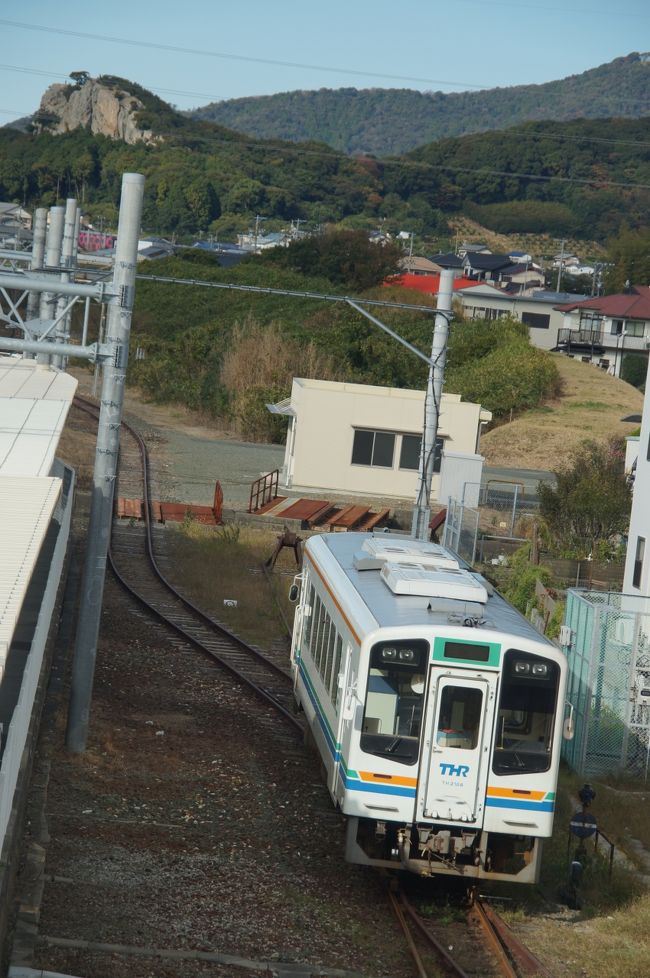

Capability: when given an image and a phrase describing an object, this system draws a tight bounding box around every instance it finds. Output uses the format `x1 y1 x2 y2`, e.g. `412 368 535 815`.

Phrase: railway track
390 885 555 978
73 394 302 734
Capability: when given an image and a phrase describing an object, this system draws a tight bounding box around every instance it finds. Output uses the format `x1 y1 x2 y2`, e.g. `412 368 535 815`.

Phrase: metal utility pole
25 207 47 326
555 239 566 293
52 198 78 369
66 172 145 754
38 206 65 364
411 267 455 540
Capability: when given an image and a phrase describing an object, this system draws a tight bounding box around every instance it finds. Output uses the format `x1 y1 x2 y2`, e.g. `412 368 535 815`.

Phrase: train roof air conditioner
380 561 489 603
354 538 460 572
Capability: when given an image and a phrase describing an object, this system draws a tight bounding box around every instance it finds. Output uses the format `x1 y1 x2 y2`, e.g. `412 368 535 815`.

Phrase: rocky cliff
34 78 158 144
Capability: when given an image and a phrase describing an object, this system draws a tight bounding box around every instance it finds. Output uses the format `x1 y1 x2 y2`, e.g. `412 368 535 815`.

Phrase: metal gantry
0 173 146 753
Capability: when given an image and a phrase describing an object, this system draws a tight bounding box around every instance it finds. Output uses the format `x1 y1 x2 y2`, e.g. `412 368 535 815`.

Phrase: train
289 531 570 884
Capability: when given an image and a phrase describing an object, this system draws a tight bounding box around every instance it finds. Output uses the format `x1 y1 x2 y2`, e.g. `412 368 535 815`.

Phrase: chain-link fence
561 590 650 781
444 481 540 565
443 497 480 565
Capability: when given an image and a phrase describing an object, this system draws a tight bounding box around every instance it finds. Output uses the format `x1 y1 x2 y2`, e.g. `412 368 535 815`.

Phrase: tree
538 439 631 557
263 229 403 291
69 71 90 86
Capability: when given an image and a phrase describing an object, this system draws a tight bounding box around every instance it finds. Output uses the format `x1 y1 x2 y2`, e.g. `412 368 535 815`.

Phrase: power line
0 62 228 105
2 108 649 192
0 18 492 89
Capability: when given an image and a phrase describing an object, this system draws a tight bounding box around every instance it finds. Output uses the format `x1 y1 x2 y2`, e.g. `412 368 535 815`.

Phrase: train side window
303 585 315 649
331 635 343 707
492 650 559 776
324 623 337 690
312 594 322 657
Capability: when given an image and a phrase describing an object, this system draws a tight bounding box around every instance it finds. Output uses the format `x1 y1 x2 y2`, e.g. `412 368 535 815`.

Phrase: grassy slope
480 354 644 469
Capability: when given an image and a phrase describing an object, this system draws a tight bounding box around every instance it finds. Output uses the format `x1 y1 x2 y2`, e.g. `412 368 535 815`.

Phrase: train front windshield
360 640 428 765
493 650 560 775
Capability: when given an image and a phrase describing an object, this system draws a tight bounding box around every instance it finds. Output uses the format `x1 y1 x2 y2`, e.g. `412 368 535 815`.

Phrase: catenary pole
25 207 47 335
66 172 145 754
37 206 64 364
411 267 455 540
52 198 78 369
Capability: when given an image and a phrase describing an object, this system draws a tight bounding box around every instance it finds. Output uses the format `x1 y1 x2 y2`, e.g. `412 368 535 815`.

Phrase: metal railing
248 468 280 513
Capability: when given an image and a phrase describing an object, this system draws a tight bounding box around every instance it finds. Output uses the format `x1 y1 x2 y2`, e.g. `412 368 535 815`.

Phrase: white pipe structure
25 207 47 335
52 198 78 368
411 267 455 540
66 172 145 754
37 207 64 365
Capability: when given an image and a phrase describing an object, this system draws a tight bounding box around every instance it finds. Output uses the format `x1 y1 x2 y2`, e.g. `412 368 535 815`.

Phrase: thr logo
439 762 470 778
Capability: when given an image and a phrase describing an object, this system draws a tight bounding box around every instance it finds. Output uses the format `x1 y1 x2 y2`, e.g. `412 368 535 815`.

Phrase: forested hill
190 53 650 155
2 75 650 243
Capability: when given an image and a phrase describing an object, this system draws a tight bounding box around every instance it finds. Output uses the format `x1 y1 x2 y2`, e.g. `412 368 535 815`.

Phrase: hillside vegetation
128 246 561 441
480 355 644 468
191 53 650 155
1 75 650 242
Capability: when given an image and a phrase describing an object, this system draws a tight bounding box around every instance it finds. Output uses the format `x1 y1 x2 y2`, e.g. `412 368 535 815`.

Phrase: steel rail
397 888 473 978
471 901 519 978
386 887 429 978
72 394 302 733
476 901 555 978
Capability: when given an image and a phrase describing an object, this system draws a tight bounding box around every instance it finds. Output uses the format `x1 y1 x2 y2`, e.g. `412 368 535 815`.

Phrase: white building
457 284 587 352
269 378 491 506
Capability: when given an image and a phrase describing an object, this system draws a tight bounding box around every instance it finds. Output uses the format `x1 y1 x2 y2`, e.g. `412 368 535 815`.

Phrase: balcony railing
557 327 604 348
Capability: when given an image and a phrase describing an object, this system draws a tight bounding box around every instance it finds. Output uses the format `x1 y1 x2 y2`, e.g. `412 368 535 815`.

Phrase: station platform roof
0 475 62 664
0 356 77 477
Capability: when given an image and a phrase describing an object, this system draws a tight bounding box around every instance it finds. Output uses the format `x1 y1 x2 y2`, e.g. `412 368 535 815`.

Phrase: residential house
428 252 464 272
237 230 289 252
398 256 443 276
461 252 519 283
0 202 31 230
555 286 650 376
268 378 492 507
457 285 587 351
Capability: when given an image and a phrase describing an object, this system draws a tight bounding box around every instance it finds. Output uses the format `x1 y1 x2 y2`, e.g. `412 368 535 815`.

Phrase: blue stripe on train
486 798 554 812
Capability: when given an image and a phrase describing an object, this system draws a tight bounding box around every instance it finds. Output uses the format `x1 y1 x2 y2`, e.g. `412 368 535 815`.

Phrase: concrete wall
283 378 487 502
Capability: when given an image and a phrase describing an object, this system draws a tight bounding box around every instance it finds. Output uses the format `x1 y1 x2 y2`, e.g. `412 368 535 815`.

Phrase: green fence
562 590 650 780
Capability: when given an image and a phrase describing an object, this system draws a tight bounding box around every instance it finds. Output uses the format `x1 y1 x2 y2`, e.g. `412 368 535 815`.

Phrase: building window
351 429 395 468
521 312 550 330
633 538 645 589
399 434 421 470
611 319 624 336
627 321 645 338
398 434 444 472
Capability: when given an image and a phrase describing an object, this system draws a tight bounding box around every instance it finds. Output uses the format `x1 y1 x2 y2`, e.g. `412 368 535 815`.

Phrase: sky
1 0 649 122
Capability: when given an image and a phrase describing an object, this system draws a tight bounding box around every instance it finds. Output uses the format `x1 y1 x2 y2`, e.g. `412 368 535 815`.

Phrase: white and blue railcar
290 532 568 883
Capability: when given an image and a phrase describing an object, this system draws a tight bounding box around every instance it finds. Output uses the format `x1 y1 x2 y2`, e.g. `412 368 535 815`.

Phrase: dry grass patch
164 520 296 649
480 355 643 469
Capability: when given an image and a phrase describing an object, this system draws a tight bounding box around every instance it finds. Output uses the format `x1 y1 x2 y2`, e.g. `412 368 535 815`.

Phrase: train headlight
398 648 415 662
532 663 549 677
381 647 397 661
514 661 530 675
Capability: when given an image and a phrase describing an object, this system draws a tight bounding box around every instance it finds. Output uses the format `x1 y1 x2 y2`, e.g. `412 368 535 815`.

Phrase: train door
331 643 355 802
416 669 497 825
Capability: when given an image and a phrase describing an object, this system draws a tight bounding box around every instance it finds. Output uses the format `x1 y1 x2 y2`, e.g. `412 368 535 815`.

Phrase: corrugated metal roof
0 357 77 477
0 476 61 662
